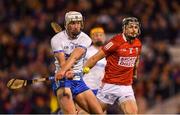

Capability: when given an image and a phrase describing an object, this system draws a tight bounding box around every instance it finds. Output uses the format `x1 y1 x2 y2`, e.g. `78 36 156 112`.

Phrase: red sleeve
102 35 120 56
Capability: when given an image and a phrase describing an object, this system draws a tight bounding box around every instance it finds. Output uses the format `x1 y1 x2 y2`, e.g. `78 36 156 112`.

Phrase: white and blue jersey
83 45 106 95
50 30 92 96
51 30 92 74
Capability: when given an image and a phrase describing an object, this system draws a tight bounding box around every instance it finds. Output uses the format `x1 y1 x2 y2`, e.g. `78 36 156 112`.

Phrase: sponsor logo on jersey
118 56 137 67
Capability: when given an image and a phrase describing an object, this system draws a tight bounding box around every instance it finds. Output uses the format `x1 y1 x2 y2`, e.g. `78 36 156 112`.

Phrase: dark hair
122 17 140 29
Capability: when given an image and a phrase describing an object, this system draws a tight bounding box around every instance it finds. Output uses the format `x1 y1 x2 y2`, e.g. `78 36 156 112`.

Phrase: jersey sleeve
51 35 63 53
102 36 119 56
78 34 92 50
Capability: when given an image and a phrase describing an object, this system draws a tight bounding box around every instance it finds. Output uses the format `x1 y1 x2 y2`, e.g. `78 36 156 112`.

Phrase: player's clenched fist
65 70 74 79
55 70 65 81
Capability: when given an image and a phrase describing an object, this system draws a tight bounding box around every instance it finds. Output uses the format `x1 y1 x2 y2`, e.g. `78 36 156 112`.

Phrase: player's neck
122 33 134 44
66 30 79 40
127 39 133 44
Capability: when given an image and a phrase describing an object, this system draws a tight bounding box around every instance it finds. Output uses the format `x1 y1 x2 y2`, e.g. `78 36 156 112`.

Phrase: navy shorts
92 89 98 95
51 73 89 97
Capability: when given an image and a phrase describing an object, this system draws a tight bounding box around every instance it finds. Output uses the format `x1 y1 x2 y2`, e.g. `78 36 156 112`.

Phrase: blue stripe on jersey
54 50 64 53
77 45 87 51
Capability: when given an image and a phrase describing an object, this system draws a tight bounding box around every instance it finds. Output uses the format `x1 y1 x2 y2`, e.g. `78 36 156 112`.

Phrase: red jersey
102 34 142 85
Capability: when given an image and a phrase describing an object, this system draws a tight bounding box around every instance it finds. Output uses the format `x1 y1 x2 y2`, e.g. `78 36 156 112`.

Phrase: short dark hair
122 17 140 29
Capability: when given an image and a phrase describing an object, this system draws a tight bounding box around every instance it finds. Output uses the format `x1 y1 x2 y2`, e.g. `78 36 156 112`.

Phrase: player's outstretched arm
62 47 86 72
83 49 105 70
55 47 86 80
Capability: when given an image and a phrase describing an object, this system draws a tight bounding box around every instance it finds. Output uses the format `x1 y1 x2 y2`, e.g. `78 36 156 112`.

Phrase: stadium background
0 0 179 114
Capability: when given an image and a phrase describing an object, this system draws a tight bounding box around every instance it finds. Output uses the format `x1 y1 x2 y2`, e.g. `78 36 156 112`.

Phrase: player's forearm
133 57 140 79
133 62 138 76
55 52 66 67
60 56 77 72
133 66 137 79
84 56 98 69
61 47 85 72
84 49 105 69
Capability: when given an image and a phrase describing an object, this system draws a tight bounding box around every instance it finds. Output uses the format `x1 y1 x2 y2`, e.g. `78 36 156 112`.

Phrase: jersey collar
65 30 81 40
122 33 127 42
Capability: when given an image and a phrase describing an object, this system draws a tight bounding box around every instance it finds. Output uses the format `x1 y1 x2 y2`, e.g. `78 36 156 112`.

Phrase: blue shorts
51 73 89 97
92 89 98 95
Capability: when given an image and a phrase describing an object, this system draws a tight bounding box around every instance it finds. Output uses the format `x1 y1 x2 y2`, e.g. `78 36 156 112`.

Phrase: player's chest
116 43 140 56
63 41 78 53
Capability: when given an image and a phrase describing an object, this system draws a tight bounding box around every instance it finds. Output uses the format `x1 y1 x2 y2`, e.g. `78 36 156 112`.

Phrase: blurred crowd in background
0 0 179 114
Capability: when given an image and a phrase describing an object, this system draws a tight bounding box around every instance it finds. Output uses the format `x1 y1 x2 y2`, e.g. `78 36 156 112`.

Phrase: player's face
124 22 140 38
67 21 81 38
91 32 105 46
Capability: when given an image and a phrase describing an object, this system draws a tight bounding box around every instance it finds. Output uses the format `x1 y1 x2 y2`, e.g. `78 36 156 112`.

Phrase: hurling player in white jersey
83 27 106 95
50 11 103 114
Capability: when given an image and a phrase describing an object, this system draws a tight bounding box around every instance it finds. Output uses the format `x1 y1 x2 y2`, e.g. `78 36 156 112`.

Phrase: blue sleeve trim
77 45 87 51
54 50 64 53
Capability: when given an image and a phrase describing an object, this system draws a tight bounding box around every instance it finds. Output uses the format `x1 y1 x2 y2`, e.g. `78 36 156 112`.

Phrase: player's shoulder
79 31 91 39
78 31 92 43
51 30 66 41
110 33 124 44
134 38 142 46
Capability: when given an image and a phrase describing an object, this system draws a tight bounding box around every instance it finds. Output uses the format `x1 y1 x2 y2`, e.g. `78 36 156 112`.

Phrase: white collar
122 33 127 42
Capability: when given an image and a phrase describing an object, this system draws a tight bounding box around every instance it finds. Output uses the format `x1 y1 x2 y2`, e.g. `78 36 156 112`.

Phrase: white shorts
96 83 136 105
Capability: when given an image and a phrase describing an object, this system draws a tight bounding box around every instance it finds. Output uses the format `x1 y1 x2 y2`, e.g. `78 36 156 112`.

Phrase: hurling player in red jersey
83 17 142 114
